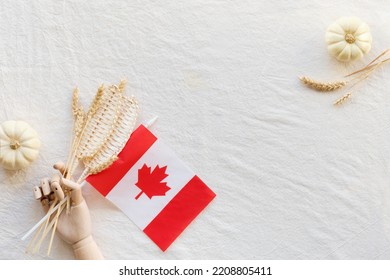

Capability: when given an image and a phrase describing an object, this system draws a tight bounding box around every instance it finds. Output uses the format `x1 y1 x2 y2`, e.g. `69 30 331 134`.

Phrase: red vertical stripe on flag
143 176 216 251
86 125 157 196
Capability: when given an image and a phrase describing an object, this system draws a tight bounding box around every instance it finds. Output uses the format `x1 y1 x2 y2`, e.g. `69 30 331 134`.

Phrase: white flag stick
144 115 158 128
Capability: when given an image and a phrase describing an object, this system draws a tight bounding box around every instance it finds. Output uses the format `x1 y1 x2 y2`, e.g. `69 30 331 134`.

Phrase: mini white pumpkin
0 120 41 170
325 16 372 62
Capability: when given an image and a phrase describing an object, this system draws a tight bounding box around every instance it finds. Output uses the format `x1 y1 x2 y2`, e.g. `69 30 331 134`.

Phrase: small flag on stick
86 125 216 251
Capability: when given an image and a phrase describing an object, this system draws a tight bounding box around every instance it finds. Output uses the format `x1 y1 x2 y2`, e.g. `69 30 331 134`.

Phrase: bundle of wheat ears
300 48 390 105
23 80 139 255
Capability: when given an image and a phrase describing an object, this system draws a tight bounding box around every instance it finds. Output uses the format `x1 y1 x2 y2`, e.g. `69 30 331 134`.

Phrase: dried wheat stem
345 57 385 94
34 209 59 253
333 61 382 106
65 88 81 175
345 48 390 78
22 198 64 241
47 202 65 256
65 87 83 170
33 197 58 253
66 140 80 179
65 114 82 178
26 223 44 254
302 48 390 105
364 48 390 69
345 58 390 78
334 92 352 106
66 191 71 215
76 167 90 184
300 76 347 91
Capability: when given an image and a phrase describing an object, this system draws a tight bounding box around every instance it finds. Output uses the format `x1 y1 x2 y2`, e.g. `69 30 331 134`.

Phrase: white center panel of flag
105 138 195 229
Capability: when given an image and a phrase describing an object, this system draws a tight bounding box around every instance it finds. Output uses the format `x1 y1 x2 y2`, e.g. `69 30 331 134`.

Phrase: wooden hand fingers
53 161 67 175
34 176 65 212
34 164 84 210
34 178 55 212
51 174 65 201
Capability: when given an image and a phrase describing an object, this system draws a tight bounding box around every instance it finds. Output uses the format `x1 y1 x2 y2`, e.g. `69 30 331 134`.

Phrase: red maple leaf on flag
135 164 171 200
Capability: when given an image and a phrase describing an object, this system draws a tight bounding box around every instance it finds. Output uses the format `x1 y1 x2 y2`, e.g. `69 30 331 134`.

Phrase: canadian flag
86 125 216 251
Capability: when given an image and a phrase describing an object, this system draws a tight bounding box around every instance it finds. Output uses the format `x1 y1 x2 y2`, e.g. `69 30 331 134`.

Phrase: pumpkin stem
345 33 356 44
10 140 21 150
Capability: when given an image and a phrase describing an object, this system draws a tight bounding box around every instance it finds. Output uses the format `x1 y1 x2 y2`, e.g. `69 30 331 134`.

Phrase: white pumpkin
325 16 372 62
0 120 41 170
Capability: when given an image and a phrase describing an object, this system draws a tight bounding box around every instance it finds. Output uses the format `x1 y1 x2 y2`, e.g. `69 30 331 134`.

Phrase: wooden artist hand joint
33 162 103 259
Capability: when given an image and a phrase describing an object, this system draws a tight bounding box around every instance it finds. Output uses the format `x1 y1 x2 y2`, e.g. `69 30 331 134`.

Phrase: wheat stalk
300 76 347 91
71 89 86 144
66 84 107 178
301 48 390 105
65 87 87 178
26 80 139 256
64 88 82 176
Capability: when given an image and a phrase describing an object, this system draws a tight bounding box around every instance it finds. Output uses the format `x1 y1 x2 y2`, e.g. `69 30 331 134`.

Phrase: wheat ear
300 76 347 91
64 88 80 176
72 87 85 137
66 84 106 178
118 79 127 92
302 48 390 105
72 87 80 117
334 93 352 106
69 89 86 169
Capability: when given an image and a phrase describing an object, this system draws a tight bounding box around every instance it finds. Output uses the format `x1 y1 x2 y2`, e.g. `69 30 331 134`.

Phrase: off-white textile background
1 0 390 259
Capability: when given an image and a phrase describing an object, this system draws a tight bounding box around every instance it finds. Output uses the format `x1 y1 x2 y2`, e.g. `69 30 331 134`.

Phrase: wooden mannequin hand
35 162 103 259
